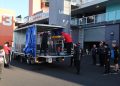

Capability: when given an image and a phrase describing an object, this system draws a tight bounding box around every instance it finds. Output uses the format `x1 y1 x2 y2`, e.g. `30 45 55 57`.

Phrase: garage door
84 27 105 42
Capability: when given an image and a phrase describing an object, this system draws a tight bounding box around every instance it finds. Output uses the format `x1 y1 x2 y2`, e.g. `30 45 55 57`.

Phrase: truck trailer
12 24 73 64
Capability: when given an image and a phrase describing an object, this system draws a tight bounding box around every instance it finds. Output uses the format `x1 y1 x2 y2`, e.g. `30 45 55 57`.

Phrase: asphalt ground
0 55 120 86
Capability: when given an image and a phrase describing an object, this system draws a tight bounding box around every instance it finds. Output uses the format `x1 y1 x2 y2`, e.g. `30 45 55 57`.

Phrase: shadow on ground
9 55 120 86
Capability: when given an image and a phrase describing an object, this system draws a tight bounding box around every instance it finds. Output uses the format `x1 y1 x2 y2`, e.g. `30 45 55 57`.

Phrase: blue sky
0 0 28 18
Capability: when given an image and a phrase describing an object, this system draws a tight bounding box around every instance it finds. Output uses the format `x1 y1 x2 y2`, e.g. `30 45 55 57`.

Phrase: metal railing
82 0 96 4
71 0 96 6
71 10 120 25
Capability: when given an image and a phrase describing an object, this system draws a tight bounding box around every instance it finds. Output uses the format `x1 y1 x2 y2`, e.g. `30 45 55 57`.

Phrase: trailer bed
37 55 73 58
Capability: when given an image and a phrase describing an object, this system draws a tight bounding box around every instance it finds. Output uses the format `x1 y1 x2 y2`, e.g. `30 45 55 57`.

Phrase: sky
0 0 28 18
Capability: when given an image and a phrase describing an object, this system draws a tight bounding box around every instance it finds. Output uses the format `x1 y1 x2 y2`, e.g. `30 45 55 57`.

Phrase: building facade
71 0 120 49
26 0 71 33
0 8 15 46
29 0 49 16
26 0 120 49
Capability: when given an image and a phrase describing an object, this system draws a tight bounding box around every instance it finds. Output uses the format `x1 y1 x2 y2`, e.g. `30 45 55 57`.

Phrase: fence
71 10 120 25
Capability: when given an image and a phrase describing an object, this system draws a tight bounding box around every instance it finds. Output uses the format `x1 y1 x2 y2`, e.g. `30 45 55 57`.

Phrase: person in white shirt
0 46 5 80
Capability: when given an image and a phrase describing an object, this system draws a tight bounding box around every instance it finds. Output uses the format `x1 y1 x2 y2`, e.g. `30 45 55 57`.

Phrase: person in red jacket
3 42 11 67
61 32 73 55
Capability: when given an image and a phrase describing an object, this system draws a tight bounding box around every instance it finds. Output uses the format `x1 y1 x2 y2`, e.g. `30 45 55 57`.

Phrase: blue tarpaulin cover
23 26 36 57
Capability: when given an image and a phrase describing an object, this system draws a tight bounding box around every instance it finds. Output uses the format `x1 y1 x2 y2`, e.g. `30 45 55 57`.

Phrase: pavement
0 55 120 86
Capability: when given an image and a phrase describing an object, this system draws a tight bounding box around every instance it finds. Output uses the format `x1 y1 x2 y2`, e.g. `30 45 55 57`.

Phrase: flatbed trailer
12 24 73 64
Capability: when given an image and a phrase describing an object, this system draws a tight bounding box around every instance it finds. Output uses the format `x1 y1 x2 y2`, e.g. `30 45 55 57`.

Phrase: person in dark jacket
98 41 105 66
70 43 76 67
103 44 111 74
40 32 48 56
73 43 83 74
91 44 97 65
112 44 119 72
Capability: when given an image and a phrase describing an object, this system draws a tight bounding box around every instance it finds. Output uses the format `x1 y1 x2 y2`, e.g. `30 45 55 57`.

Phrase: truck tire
26 58 35 65
30 59 35 65
26 58 31 65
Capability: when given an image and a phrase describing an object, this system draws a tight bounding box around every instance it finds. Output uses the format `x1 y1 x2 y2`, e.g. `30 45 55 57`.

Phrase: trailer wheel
26 58 35 65
26 58 31 65
30 59 35 64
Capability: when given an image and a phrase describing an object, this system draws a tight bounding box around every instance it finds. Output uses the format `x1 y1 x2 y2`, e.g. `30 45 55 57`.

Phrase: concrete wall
29 0 49 16
49 0 63 26
71 29 79 43
49 0 71 33
29 0 42 16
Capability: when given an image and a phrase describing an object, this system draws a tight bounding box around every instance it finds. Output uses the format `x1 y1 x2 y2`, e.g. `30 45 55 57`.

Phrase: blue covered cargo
23 26 36 57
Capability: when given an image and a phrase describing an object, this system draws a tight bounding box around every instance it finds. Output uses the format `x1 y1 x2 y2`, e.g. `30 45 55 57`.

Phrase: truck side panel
14 30 26 53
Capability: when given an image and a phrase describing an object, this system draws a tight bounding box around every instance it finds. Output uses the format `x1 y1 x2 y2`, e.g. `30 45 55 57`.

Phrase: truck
12 24 73 64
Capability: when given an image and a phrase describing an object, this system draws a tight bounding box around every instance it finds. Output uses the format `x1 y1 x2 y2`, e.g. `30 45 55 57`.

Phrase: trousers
0 63 4 79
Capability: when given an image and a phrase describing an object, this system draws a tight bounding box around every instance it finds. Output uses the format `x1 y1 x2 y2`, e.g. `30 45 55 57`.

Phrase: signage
0 14 13 26
64 0 71 15
24 12 49 23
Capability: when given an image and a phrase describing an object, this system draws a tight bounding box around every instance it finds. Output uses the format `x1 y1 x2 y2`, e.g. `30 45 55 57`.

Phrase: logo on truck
0 14 12 26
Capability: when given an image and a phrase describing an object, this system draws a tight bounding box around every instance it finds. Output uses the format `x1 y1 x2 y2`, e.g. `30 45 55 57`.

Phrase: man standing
112 44 119 73
73 42 83 74
91 44 97 65
61 32 73 55
40 32 48 56
70 43 76 66
3 42 11 67
98 41 104 66
103 44 111 74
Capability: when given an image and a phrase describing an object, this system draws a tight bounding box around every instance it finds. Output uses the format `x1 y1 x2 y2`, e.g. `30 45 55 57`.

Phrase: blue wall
105 24 119 47
106 1 120 21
